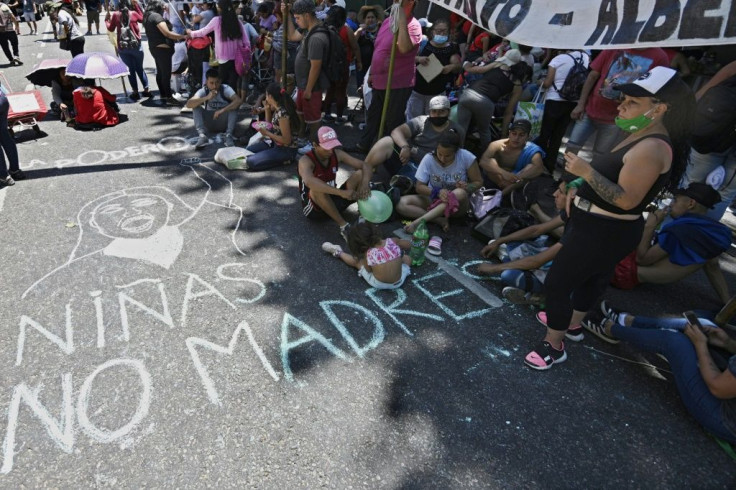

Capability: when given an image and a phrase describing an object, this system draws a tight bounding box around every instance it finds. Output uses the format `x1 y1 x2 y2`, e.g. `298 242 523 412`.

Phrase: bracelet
401 144 410 150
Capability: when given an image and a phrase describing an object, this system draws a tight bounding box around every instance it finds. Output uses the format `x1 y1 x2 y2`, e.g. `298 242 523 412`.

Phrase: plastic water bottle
409 219 429 266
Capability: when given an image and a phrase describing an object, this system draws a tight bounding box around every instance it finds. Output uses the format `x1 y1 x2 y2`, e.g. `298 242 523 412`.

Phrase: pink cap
317 126 342 150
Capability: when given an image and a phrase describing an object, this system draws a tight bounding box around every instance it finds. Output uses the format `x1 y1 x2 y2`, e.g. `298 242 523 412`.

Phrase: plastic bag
214 147 253 170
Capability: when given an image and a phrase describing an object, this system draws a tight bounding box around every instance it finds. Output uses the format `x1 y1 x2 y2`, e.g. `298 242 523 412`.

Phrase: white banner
427 0 735 49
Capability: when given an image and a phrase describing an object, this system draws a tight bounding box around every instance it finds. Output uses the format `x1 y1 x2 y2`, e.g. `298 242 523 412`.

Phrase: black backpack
118 15 140 51
472 207 536 243
305 25 346 83
691 75 736 154
554 52 588 102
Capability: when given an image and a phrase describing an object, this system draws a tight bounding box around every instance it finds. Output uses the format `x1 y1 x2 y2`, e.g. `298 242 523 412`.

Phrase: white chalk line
393 229 503 308
0 187 6 214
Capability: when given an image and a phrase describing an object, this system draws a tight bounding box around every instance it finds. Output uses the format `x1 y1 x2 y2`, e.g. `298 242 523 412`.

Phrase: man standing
298 126 365 242
479 119 546 196
356 0 421 152
185 68 241 148
84 0 100 35
567 48 668 158
284 0 329 152
21 0 36 35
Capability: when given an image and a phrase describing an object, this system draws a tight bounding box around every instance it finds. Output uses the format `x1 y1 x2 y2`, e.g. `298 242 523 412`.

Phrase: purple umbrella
65 51 130 80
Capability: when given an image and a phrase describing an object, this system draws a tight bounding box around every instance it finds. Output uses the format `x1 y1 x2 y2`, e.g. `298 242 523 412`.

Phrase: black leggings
218 60 238 93
544 207 644 331
0 31 19 61
535 99 576 173
69 36 85 57
150 46 173 99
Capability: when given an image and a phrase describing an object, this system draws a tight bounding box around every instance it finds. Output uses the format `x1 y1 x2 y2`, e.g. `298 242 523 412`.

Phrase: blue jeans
119 47 148 93
244 141 297 171
567 113 621 157
0 94 19 179
612 315 736 443
193 107 238 136
500 269 544 293
682 146 736 221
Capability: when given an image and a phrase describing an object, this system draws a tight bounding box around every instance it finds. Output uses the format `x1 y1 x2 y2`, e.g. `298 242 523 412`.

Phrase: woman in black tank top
524 67 696 371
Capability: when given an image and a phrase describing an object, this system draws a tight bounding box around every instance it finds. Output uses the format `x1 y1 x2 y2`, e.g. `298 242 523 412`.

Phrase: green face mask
614 107 657 133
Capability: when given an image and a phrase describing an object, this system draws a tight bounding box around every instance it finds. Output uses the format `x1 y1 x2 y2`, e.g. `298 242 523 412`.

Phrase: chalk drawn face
91 194 173 239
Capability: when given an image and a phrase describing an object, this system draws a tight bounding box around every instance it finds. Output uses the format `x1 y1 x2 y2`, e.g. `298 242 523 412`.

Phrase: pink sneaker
536 311 584 342
524 341 567 370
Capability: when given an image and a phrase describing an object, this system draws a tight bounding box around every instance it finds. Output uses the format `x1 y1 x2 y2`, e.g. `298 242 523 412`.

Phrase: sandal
426 236 442 256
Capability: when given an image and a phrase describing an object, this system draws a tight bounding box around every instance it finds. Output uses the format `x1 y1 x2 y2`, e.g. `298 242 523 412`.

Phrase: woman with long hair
245 81 299 171
105 0 150 101
58 0 84 57
525 66 697 371
143 0 186 105
187 0 250 92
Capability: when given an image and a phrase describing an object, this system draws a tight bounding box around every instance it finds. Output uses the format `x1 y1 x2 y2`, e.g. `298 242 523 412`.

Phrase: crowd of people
0 0 735 450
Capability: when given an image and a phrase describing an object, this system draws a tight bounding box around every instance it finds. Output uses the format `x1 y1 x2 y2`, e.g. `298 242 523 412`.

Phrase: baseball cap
614 66 681 102
317 126 342 150
291 0 316 15
428 95 450 111
496 49 521 67
673 182 722 209
418 18 432 28
509 118 532 134
335 0 346 7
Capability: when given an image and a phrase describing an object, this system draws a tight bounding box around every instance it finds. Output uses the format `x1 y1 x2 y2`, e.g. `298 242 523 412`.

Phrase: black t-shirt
414 42 460 95
144 12 170 47
469 66 515 102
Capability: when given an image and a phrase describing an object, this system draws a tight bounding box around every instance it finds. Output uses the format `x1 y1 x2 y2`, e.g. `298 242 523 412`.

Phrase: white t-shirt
546 50 590 102
58 10 82 39
415 148 477 191
194 84 237 111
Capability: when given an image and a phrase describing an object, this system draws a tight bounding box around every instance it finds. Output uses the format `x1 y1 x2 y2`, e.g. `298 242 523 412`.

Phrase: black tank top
577 133 672 215
469 67 515 102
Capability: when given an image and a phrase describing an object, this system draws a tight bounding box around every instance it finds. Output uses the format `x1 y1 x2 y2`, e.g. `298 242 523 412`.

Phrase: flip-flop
427 236 442 256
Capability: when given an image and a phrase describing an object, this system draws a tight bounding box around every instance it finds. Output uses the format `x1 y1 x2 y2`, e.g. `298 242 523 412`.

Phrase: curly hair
347 222 383 258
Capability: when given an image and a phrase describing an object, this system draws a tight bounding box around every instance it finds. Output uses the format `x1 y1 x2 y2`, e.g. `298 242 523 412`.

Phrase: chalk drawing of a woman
22 160 245 298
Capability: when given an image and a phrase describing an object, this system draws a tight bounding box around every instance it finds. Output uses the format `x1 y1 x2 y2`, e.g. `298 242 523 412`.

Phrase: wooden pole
282 2 289 88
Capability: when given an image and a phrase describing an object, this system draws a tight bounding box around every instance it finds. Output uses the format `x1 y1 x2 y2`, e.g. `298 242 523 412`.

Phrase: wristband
566 177 585 191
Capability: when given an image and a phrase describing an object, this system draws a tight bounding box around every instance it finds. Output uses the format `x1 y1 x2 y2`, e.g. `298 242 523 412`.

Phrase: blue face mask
433 34 448 44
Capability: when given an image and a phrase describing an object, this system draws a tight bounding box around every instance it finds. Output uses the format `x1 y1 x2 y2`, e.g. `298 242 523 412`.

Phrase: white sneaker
224 134 235 147
298 143 313 155
172 92 188 103
195 135 209 149
322 242 343 257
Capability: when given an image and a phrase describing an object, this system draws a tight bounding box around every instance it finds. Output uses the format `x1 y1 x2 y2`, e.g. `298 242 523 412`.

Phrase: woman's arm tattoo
587 169 624 205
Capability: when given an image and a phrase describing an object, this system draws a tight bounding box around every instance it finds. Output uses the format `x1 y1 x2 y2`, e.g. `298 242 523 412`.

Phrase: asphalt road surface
0 16 735 489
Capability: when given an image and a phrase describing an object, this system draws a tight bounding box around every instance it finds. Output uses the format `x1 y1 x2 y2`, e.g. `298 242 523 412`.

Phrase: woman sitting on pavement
245 82 299 171
583 302 736 446
50 67 76 123
397 129 482 233
71 82 121 129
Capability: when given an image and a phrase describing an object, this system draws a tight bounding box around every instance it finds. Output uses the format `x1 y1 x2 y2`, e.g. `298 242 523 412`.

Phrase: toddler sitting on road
322 222 412 290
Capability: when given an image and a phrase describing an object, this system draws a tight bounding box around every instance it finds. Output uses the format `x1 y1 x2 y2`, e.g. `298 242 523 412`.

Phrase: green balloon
358 190 393 223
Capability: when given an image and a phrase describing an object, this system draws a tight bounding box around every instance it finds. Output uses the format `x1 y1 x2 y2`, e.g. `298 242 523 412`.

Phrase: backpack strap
552 52 579 93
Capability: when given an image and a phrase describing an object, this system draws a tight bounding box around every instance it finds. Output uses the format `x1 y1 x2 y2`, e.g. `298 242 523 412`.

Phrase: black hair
657 77 696 191
509 62 532 84
205 68 220 80
60 2 80 24
437 129 461 152
265 82 299 133
347 222 383 258
324 5 346 29
517 44 532 54
218 0 243 40
118 0 130 26
144 0 165 21
256 2 271 14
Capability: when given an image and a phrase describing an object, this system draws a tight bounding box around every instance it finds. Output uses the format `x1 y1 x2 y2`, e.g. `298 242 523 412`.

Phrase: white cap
418 18 432 28
335 0 346 7
496 49 521 67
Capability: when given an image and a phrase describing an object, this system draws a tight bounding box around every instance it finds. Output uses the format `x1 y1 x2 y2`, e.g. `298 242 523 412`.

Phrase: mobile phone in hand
683 311 703 329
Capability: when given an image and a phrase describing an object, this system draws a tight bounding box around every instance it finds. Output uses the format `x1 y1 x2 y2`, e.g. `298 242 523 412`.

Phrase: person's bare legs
310 191 349 227
402 188 469 233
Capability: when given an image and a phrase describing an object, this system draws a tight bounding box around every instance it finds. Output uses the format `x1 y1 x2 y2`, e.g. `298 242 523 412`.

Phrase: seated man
298 126 365 242
616 182 732 304
360 95 465 192
185 68 241 149
72 84 120 129
479 118 546 197
478 178 569 306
